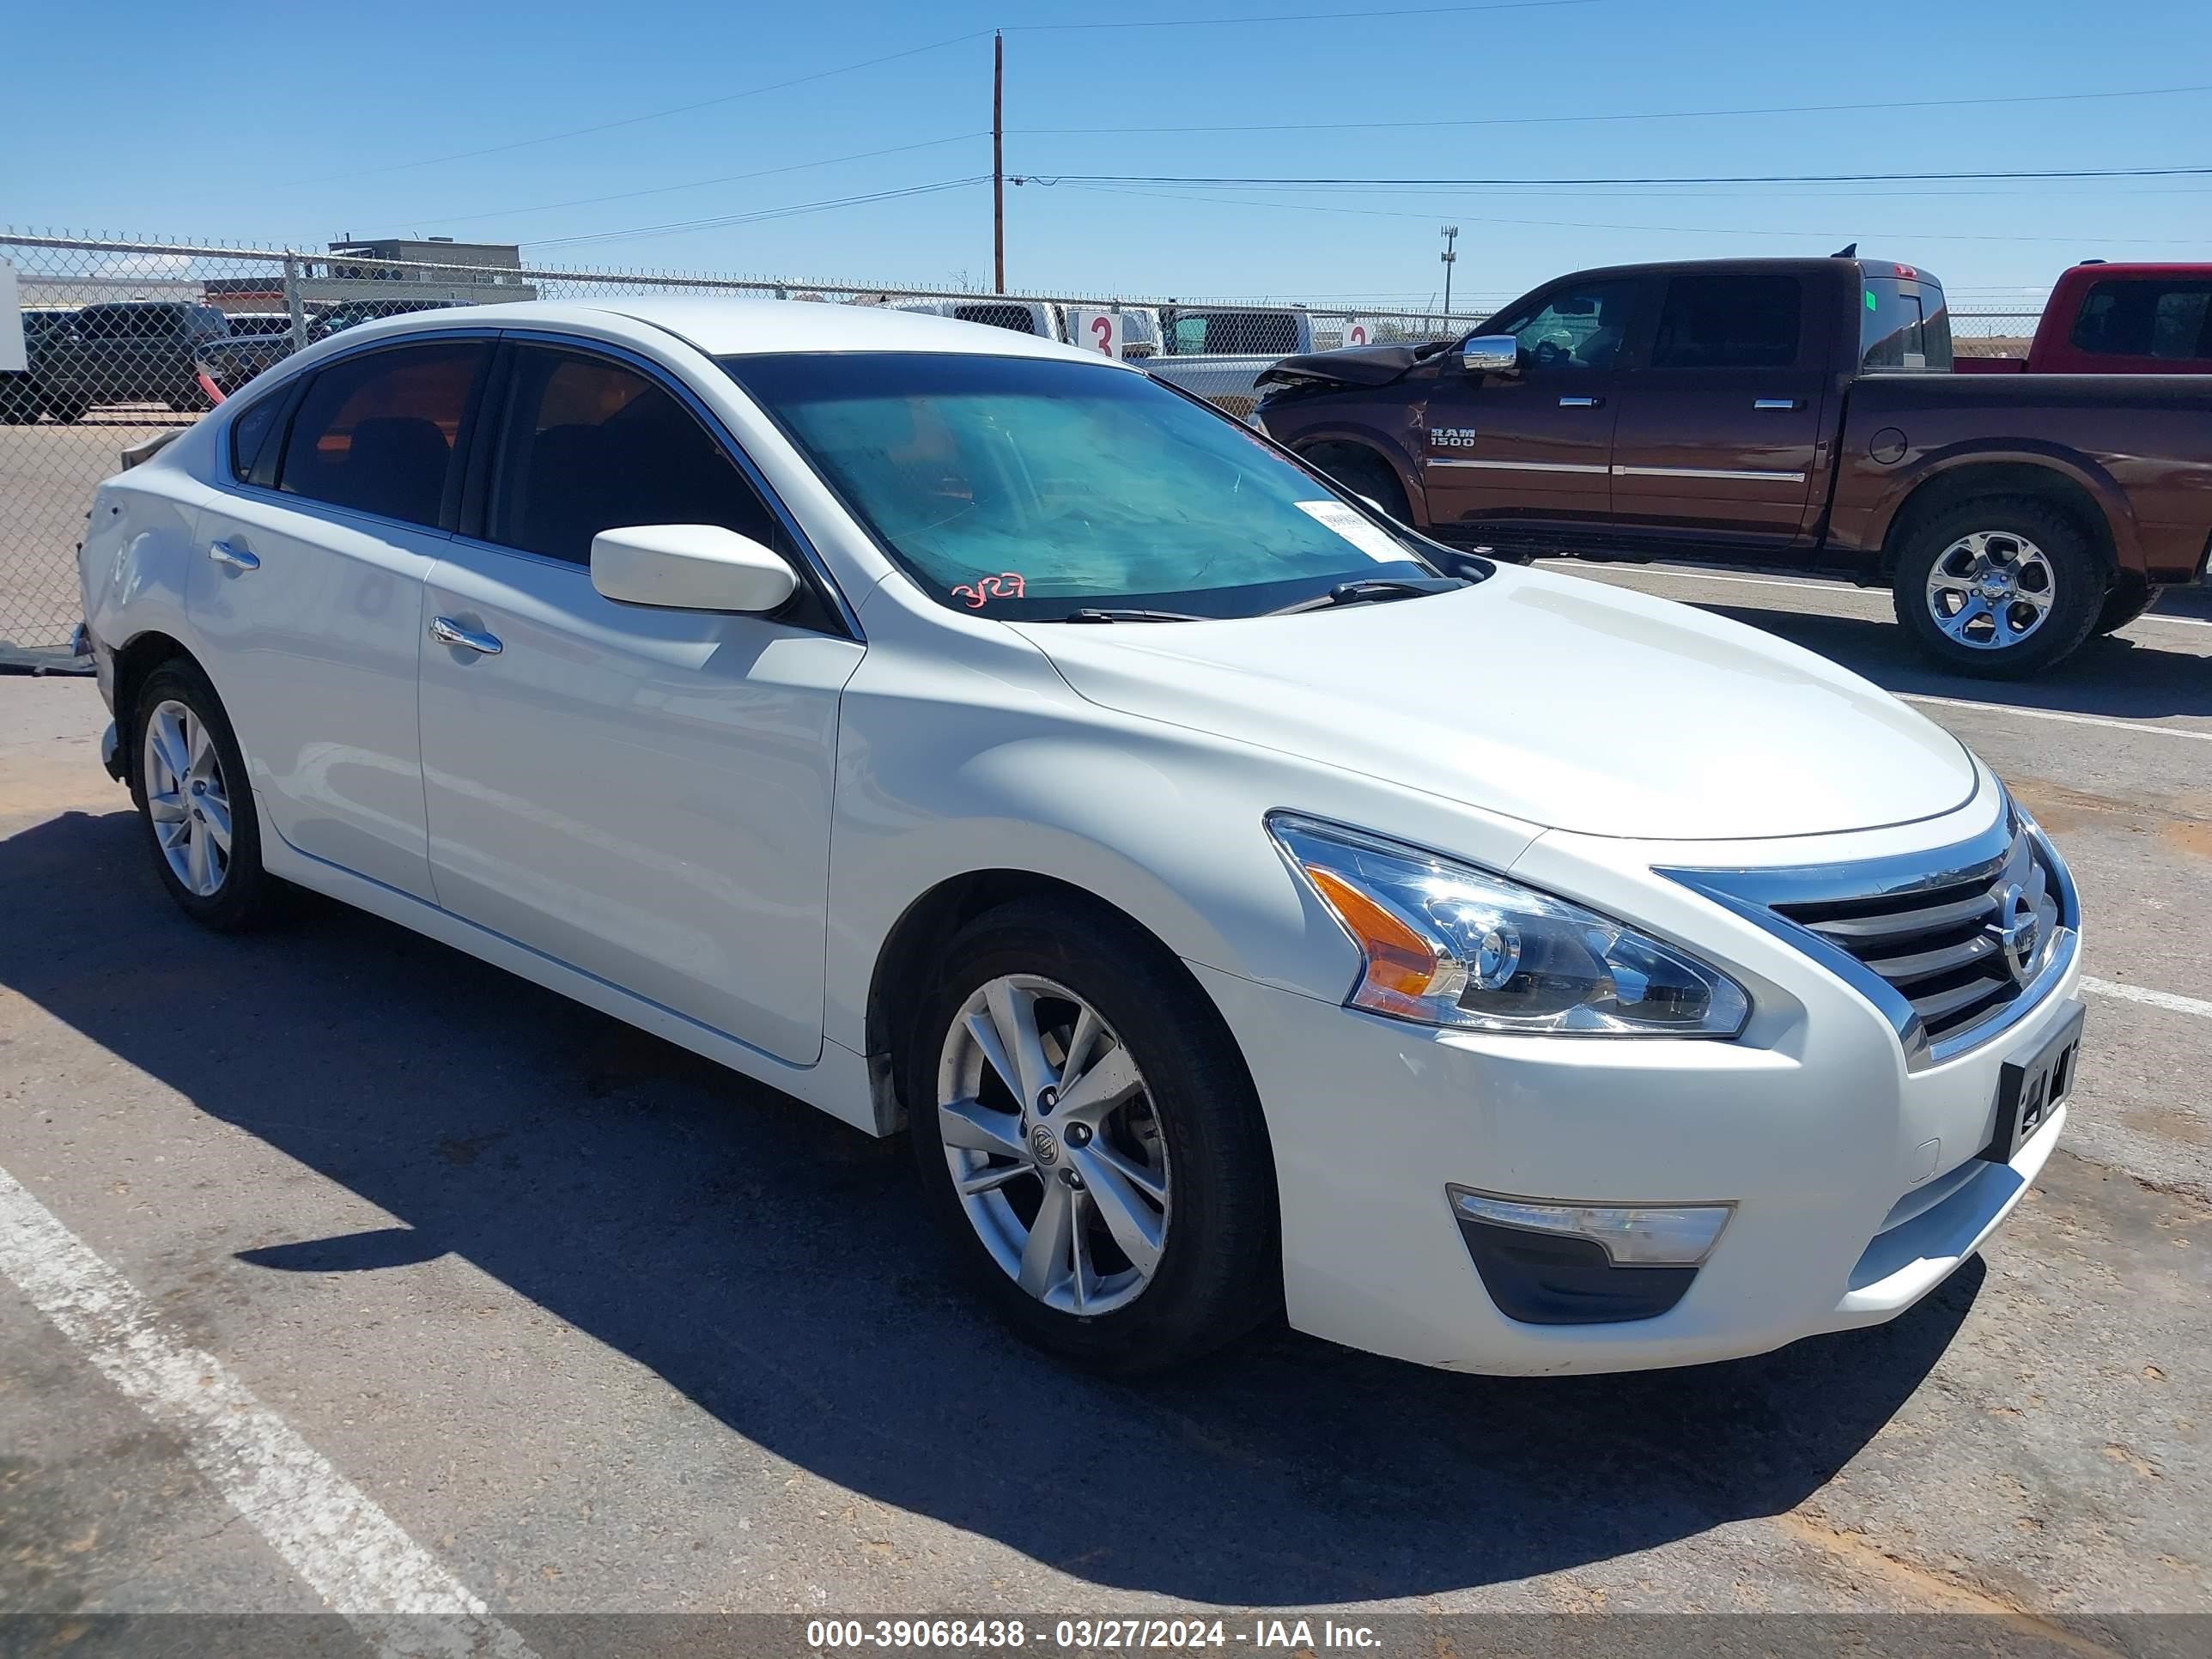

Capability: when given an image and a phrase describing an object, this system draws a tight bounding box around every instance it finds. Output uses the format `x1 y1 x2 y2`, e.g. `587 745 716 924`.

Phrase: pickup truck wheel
1893 498 2101 679
906 896 1278 1375
130 660 276 932
2094 581 2163 637
1308 449 1410 523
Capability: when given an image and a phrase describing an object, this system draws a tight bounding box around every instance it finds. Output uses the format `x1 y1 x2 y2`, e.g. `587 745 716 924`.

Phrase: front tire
2094 580 2163 637
130 659 275 931
1891 496 2102 679
905 897 1279 1374
1307 447 1411 523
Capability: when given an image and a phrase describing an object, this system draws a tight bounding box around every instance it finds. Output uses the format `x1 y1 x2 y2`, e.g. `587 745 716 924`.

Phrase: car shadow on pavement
1694 601 2212 723
0 807 1975 1604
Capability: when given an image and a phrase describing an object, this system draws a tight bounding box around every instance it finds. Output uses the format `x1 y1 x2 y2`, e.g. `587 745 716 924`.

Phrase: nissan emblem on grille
1994 881 2042 985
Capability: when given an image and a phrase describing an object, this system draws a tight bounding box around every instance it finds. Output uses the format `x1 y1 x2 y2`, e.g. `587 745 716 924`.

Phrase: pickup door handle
1753 398 1803 410
1557 395 1604 408
429 616 502 656
207 540 259 571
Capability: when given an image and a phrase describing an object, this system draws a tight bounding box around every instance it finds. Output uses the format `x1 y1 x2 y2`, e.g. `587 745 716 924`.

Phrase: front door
416 342 862 1066
187 337 492 900
1607 271 1830 544
1419 276 1647 540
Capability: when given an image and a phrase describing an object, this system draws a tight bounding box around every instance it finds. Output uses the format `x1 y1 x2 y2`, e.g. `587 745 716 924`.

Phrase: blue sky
9 0 2209 312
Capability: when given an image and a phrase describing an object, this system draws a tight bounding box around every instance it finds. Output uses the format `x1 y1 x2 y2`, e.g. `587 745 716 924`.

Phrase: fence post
283 251 307 352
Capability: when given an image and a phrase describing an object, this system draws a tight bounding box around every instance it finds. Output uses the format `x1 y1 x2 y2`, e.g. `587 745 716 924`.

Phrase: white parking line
1537 559 2212 627
1899 694 2212 744
2082 976 2212 1020
0 1165 539 1659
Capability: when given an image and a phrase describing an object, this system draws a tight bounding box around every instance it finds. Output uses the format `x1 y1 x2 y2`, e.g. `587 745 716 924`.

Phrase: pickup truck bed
1254 256 2212 678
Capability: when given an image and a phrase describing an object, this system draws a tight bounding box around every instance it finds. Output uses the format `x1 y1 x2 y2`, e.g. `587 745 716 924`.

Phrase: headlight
1267 814 1750 1036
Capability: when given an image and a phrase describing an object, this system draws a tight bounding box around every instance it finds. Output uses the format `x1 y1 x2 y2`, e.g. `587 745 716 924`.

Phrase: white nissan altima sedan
76 298 2085 1376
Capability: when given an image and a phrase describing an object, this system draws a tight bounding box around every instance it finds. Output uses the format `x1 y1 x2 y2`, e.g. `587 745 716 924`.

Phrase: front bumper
1194 780 2081 1376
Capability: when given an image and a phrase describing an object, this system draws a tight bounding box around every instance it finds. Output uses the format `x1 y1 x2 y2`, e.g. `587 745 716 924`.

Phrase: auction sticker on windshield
1295 501 1406 563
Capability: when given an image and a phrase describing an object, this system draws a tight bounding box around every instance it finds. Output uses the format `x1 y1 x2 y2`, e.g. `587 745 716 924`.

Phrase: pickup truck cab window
2069 279 2212 362
278 341 489 529
1650 275 1802 369
1493 280 1643 372
1859 271 1954 371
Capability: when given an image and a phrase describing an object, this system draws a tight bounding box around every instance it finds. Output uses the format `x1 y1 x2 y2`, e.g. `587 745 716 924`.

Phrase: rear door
1419 275 1648 538
1607 271 1830 544
187 336 492 900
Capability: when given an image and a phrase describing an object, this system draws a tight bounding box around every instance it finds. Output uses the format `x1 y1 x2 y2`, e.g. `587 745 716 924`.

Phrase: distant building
325 237 525 284
202 237 538 317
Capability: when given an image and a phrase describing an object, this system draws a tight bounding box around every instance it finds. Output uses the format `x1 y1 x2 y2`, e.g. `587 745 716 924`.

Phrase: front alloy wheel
938 975 1171 1316
906 897 1279 1373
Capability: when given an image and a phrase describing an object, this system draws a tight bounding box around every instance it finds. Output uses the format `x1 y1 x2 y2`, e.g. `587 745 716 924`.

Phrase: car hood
1257 341 1436 389
1010 564 1977 842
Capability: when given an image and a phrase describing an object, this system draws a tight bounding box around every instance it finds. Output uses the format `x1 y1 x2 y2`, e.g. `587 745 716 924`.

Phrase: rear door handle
1558 395 1604 408
1753 398 1803 410
429 616 502 655
207 540 259 571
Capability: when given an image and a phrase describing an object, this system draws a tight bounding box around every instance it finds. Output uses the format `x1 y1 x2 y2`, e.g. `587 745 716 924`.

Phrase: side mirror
590 524 799 614
1462 334 1519 375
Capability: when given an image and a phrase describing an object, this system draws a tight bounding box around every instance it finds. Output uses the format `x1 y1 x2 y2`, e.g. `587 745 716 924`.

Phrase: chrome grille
1771 828 2061 1046
1662 805 2078 1069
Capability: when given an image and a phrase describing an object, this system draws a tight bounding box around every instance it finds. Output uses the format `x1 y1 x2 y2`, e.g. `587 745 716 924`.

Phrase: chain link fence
0 231 2040 650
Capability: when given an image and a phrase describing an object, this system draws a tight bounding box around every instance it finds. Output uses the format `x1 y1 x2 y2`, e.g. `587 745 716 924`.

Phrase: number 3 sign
1070 308 1122 359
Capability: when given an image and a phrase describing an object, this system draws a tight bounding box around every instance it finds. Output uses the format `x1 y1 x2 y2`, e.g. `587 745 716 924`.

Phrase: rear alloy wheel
907 898 1278 1373
131 660 275 930
1892 496 2101 679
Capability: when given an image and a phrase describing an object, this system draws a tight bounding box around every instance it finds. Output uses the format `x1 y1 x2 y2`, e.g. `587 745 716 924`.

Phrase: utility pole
993 31 1006 293
1439 225 1459 315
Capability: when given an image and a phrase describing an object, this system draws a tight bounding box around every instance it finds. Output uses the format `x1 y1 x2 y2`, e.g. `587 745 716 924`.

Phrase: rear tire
129 659 276 932
905 896 1279 1375
1891 495 2102 679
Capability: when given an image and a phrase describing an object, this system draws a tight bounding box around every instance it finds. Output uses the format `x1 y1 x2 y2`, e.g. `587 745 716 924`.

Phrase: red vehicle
1958 263 2212 375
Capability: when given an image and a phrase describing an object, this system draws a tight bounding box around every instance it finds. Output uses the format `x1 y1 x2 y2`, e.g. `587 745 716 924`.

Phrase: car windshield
721 351 1447 620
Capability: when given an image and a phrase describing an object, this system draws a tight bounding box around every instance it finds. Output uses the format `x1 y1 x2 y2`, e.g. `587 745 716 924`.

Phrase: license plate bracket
1984 1001 2084 1164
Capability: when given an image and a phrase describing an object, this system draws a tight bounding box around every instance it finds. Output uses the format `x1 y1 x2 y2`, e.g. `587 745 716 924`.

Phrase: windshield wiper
1060 607 1211 623
1265 575 1468 616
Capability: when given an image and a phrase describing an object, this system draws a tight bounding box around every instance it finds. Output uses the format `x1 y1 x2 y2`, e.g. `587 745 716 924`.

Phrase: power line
284 31 991 186
1021 164 2212 187
355 134 989 236
1018 81 2212 136
525 177 991 252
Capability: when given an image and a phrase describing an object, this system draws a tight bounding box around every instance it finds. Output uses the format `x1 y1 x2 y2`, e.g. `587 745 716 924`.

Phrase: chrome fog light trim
1448 1187 1733 1267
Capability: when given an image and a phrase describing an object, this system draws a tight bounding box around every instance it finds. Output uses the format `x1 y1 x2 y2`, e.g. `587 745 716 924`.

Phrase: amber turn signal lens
1304 864 1446 998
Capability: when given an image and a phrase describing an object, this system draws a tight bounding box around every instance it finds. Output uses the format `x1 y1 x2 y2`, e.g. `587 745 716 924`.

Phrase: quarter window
484 346 776 565
278 341 487 527
227 393 285 484
1650 275 1802 368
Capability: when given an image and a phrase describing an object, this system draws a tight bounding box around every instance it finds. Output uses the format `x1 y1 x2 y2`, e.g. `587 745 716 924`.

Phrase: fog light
1449 1188 1730 1265
1448 1186 1734 1325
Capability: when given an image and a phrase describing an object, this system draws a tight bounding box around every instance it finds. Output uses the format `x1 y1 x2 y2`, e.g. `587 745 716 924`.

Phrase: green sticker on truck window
1866 290 1879 312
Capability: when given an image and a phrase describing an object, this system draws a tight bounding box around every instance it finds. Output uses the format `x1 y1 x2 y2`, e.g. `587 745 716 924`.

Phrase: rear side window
1650 275 1802 368
2069 280 2212 362
484 346 776 564
1859 273 1954 371
278 341 487 528
228 394 285 483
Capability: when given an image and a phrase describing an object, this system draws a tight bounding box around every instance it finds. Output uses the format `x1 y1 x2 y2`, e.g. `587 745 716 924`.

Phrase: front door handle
207 540 259 571
1753 398 1803 410
1558 395 1604 408
429 616 502 655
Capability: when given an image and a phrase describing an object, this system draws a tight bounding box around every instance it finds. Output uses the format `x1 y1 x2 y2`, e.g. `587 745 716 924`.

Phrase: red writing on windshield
951 572 1026 609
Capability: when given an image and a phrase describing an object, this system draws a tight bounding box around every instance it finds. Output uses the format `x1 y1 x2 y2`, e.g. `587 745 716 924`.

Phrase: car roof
342 295 1120 365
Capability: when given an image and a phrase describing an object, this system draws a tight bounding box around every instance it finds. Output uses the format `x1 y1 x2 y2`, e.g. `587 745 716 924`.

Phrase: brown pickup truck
1252 257 2212 678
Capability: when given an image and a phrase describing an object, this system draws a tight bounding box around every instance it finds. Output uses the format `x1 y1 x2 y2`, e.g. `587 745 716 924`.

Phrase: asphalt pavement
1 565 2207 1655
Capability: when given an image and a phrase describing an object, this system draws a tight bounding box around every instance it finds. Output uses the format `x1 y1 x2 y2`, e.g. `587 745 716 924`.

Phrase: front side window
1490 280 1642 372
278 341 487 527
724 351 1439 620
485 347 776 564
2069 280 2212 362
1650 275 1802 368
